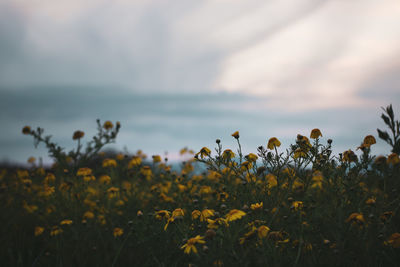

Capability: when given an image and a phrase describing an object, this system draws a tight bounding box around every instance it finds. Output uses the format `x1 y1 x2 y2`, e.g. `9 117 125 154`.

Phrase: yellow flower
155 210 171 220
34 226 45 236
310 128 322 139
231 131 240 139
50 226 63 236
83 211 95 220
99 175 111 184
197 147 211 159
77 167 92 176
311 171 323 189
246 153 258 162
225 209 246 222
102 158 117 168
265 174 278 188
239 227 257 244
257 225 270 239
346 212 365 225
385 233 400 248
343 149 357 162
103 121 114 130
387 153 400 165
72 130 84 140
250 202 263 211
293 148 307 159
172 208 185 218
60 219 73 226
241 161 252 172
22 126 31 135
365 197 376 205
152 155 162 163
222 149 235 160
180 235 206 254
291 201 303 211
191 210 201 220
267 137 281 150
113 227 124 237
363 135 376 146
128 156 142 168
27 157 36 164
207 218 229 229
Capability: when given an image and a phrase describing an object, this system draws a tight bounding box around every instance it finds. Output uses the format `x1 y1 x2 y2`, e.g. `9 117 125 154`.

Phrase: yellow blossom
113 227 124 237
250 202 263 211
363 135 376 146
246 153 258 162
196 147 211 159
346 212 365 225
222 149 235 160
34 226 45 236
291 201 303 211
152 155 162 163
99 175 111 185
83 211 95 220
77 167 92 176
257 225 270 239
267 137 281 150
225 209 246 222
155 210 171 220
385 233 400 248
172 208 185 218
231 131 240 139
103 121 114 130
387 153 400 165
180 235 206 254
128 156 142 168
366 197 376 205
102 158 117 168
60 219 73 226
72 130 84 140
310 128 322 139
50 226 63 236
265 174 278 188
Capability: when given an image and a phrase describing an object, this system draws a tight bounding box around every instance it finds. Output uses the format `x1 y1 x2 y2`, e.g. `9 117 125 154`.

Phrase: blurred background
1 0 400 164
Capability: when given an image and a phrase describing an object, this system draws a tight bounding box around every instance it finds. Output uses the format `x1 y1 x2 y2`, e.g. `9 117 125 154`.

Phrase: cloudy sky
1 0 399 163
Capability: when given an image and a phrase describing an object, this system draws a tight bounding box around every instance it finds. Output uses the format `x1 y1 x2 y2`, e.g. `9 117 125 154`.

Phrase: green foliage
377 104 400 153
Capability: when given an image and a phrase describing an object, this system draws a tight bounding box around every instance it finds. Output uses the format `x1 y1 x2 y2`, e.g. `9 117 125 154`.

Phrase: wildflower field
1 105 400 267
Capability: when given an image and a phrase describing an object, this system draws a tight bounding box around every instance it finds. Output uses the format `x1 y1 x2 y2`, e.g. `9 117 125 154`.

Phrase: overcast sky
1 0 399 163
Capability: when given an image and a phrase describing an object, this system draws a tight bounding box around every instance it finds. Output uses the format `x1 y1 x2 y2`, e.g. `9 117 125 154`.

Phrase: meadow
1 105 399 267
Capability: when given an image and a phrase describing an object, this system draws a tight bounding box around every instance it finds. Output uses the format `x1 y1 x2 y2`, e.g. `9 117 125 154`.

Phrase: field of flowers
1 105 400 266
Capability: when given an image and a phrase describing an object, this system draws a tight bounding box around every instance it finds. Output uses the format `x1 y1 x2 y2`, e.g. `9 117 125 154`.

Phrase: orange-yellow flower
225 209 246 222
387 153 400 165
385 233 400 248
180 235 206 254
267 137 281 150
250 202 263 211
113 227 124 237
22 126 31 135
343 150 357 162
310 128 322 139
231 131 240 139
346 212 365 224
60 219 73 226
34 226 44 236
77 167 92 176
363 135 376 146
50 226 63 236
265 174 278 188
72 130 84 140
172 208 185 218
152 155 162 163
128 156 142 168
155 210 171 220
222 149 235 160
102 158 117 168
103 121 114 130
196 147 211 159
257 225 270 239
246 153 258 162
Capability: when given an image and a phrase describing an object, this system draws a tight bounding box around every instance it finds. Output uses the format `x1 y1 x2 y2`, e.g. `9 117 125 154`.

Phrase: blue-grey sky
0 0 399 163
